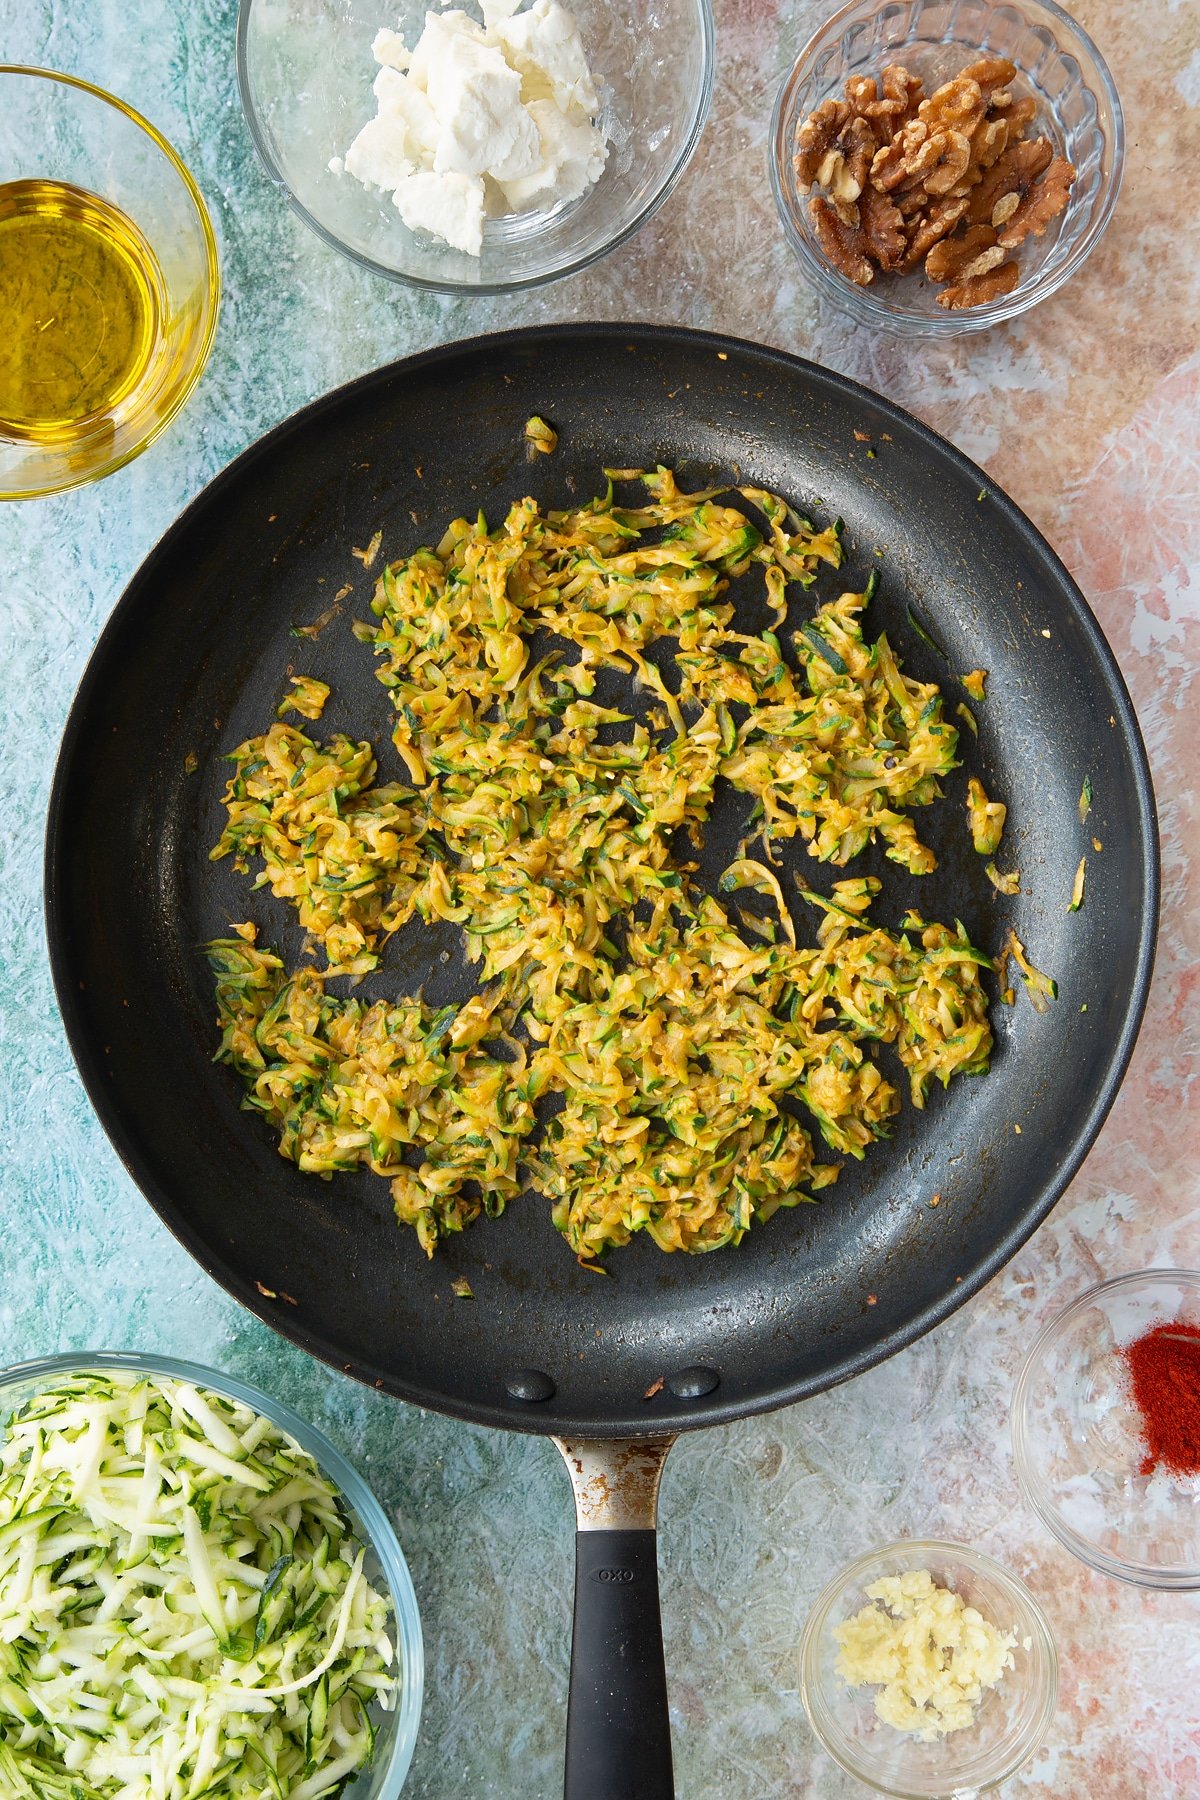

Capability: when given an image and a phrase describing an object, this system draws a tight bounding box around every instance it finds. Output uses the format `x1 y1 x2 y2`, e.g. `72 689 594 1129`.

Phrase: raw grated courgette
0 1371 396 1800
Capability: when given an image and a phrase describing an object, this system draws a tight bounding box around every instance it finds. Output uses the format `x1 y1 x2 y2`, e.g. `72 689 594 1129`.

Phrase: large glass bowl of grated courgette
0 1350 423 1800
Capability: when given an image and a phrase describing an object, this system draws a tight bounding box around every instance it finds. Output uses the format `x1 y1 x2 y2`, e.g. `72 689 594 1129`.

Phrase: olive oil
0 179 165 442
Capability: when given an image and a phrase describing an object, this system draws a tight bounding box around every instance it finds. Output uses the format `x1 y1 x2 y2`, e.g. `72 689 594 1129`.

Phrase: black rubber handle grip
564 1527 674 1800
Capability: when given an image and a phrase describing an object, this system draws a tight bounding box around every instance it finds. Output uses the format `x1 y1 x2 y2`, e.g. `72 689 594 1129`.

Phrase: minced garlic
834 1568 1016 1741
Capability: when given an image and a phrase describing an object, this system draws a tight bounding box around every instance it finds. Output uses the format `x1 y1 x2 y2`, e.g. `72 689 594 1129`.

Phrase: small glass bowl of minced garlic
799 1541 1057 1798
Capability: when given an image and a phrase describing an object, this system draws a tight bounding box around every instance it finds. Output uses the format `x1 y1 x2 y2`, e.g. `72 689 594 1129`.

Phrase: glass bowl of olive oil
0 67 220 500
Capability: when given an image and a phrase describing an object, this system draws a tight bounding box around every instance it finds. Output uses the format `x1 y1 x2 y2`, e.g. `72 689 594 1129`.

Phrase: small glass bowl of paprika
1012 1270 1200 1590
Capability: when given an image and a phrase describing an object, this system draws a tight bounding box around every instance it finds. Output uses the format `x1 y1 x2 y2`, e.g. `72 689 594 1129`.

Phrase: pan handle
554 1436 677 1800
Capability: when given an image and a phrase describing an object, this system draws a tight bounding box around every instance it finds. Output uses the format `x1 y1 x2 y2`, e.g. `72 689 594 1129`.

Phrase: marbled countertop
2 0 1198 1795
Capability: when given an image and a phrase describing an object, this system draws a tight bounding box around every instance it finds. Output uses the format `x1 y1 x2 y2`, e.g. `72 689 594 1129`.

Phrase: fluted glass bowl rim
0 1349 424 1795
799 1538 1059 1798
0 64 221 500
1011 1268 1200 1591
235 0 717 295
768 0 1125 336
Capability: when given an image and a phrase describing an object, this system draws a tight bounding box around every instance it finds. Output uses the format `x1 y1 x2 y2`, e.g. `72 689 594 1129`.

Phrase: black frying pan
46 326 1157 1799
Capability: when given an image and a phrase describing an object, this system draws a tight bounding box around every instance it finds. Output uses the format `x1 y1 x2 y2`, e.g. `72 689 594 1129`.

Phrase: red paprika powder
1122 1321 1200 1477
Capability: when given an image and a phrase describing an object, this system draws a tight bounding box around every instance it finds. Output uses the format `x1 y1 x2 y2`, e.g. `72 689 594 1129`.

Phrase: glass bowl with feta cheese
0 1350 423 1800
799 1541 1057 1798
236 0 715 291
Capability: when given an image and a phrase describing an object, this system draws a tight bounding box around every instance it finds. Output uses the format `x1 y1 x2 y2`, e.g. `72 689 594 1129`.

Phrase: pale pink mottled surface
657 5 1200 1792
1 0 1197 1795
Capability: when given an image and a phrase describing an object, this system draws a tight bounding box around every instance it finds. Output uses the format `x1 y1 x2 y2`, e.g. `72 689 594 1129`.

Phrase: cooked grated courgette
210 467 995 1262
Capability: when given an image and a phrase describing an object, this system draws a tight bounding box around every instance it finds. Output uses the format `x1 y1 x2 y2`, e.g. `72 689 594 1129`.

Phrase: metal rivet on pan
504 1369 556 1403
667 1365 720 1399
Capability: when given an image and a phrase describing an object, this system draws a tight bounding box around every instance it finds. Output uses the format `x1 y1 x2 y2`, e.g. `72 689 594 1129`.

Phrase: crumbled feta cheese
498 98 606 211
335 2 607 256
406 8 488 88
496 0 598 117
344 112 417 191
373 65 439 151
393 169 486 256
372 26 411 70
424 34 540 182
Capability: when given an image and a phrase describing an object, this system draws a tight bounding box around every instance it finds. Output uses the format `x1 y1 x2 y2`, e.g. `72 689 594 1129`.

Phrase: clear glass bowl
1012 1270 1200 1590
0 1350 424 1797
769 0 1124 336
799 1540 1058 1798
237 0 715 293
0 68 220 500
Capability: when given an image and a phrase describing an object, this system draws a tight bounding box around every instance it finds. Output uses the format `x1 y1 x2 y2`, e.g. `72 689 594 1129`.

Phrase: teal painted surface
3 2 1198 1796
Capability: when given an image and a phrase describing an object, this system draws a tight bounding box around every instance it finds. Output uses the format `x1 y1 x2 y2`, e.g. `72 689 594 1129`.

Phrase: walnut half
924 223 998 282
996 155 1077 248
938 260 1020 309
809 196 874 286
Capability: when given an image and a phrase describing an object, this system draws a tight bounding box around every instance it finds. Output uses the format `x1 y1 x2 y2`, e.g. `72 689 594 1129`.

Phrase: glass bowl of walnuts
769 0 1123 335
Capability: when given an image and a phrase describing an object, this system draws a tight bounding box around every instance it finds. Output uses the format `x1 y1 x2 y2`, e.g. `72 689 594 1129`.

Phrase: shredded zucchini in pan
209 468 993 1262
212 728 430 976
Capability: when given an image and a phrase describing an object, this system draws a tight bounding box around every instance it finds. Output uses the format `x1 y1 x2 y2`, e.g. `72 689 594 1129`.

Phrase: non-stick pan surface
46 325 1157 1439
